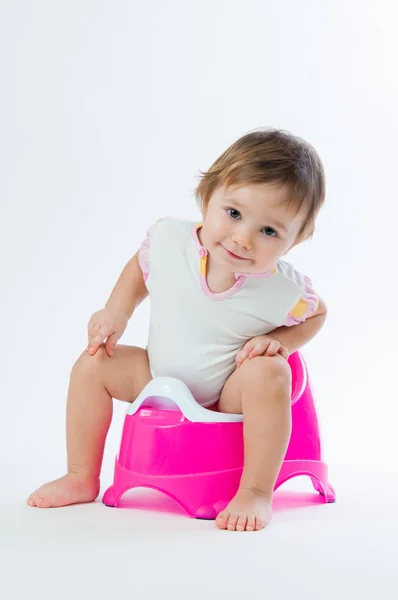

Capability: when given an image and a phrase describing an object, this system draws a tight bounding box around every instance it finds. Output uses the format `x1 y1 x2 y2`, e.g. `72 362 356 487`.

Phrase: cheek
214 222 227 237
257 237 281 257
209 215 228 239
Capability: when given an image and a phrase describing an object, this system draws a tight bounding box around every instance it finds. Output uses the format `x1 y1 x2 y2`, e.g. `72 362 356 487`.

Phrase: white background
1 1 397 598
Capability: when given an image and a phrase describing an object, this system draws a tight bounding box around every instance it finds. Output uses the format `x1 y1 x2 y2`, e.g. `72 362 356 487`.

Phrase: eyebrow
224 198 289 234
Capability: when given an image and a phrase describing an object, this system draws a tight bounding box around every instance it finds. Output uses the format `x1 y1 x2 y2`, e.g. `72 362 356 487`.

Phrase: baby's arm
268 296 327 354
105 252 148 319
86 252 149 355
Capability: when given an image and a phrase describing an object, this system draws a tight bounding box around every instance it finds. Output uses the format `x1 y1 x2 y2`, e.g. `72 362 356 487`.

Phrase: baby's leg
215 355 292 531
27 344 152 508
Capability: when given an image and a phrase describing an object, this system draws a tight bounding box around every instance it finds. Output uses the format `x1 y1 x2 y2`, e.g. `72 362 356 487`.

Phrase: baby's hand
86 308 128 357
235 335 289 368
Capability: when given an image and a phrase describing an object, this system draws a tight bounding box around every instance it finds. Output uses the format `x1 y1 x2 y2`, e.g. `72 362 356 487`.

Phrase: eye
261 226 278 237
227 208 241 220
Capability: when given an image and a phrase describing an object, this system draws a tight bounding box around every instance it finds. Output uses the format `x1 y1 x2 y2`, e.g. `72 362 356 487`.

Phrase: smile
221 245 249 260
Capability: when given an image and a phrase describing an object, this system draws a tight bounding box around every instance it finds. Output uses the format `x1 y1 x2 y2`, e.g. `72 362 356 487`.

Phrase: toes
215 510 230 530
236 514 247 532
27 493 38 507
217 508 268 532
246 515 256 531
35 495 50 508
226 514 239 531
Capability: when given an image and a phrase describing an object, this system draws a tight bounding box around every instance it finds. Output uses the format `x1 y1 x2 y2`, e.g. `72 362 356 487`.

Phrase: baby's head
194 127 325 273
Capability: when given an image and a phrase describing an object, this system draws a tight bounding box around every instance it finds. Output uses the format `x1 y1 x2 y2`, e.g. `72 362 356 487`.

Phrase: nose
231 230 252 250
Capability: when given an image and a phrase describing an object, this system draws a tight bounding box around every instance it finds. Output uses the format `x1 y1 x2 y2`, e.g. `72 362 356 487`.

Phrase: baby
27 127 327 532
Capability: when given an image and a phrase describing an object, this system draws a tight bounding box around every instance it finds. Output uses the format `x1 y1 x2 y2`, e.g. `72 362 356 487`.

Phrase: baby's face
199 183 308 273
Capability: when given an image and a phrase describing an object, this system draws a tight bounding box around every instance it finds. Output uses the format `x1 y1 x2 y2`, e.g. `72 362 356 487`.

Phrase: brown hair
194 127 326 242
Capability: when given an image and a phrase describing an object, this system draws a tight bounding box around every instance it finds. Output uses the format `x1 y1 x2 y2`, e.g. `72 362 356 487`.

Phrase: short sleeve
137 218 164 282
282 275 319 326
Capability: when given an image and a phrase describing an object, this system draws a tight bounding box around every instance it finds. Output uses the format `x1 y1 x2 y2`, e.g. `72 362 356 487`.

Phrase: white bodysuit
138 217 319 407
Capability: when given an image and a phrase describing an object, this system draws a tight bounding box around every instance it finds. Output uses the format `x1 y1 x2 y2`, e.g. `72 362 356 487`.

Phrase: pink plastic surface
103 352 335 518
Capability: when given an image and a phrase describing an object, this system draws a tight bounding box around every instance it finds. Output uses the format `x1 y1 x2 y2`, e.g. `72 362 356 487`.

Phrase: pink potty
103 351 335 518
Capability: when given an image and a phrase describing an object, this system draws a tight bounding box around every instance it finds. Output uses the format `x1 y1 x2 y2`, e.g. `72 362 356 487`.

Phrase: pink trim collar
190 223 276 300
190 223 276 280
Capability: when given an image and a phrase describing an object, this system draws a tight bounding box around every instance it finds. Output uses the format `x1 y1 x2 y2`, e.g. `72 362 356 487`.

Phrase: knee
239 355 292 390
72 344 108 375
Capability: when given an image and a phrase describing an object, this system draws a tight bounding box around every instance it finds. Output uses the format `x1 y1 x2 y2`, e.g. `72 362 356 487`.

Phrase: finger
91 324 112 343
87 331 107 353
91 323 101 338
279 346 289 361
87 319 93 334
86 343 100 355
88 333 105 346
236 355 245 368
236 350 246 367
264 340 280 356
248 342 267 358
87 323 94 339
87 325 99 343
236 343 253 367
105 334 117 357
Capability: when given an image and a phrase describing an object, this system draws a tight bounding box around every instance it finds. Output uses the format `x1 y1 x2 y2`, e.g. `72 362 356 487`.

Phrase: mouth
221 245 249 260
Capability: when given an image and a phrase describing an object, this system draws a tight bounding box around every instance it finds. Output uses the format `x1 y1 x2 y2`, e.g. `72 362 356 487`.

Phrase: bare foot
26 473 100 508
215 487 273 531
